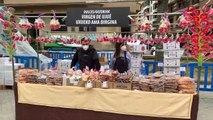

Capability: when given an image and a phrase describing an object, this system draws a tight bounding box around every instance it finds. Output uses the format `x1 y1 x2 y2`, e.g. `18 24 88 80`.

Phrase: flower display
12 32 26 42
178 5 213 65
0 6 16 59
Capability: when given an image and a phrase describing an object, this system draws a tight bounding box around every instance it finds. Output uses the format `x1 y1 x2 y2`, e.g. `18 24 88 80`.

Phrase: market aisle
198 92 213 120
0 90 15 120
0 90 212 120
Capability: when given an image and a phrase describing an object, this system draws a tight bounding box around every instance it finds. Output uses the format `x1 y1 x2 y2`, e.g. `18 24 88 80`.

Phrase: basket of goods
69 70 82 86
113 71 134 90
96 70 117 89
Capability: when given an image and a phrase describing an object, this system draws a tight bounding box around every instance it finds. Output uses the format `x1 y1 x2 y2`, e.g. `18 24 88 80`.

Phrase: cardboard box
0 71 5 85
58 60 72 73
0 57 12 64
100 62 108 66
95 81 113 89
15 63 25 69
77 80 96 88
163 42 180 50
77 80 86 87
131 53 143 60
66 78 73 86
131 67 141 76
99 57 108 62
0 65 4 71
113 82 132 90
130 45 146 53
132 82 140 90
164 59 180 67
164 51 181 58
0 85 5 90
164 67 180 74
4 64 13 71
4 80 13 86
4 71 14 85
131 60 142 67
0 78 4 85
99 57 108 66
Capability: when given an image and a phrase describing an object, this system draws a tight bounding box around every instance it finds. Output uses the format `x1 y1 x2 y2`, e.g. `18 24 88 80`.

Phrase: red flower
150 39 155 45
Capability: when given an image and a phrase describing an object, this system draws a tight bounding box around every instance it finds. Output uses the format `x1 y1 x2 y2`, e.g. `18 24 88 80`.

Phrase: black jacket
71 45 100 71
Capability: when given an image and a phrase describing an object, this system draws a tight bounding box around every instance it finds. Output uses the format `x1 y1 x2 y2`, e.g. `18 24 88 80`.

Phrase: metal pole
12 51 15 85
129 12 183 17
36 29 40 71
16 15 66 18
197 66 201 94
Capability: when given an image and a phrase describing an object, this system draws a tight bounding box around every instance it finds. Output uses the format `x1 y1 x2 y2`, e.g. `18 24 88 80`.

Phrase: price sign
158 63 164 67
180 67 186 72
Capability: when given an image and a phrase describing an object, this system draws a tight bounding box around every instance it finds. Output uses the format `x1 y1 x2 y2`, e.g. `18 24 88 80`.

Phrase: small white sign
180 67 186 72
158 63 164 67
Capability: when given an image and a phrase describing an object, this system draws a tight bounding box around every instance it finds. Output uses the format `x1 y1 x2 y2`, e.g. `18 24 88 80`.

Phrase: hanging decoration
12 31 27 42
50 10 61 30
18 13 32 30
34 14 45 29
0 6 16 59
177 15 189 29
138 12 152 31
36 35 57 43
27 36 32 43
158 14 171 34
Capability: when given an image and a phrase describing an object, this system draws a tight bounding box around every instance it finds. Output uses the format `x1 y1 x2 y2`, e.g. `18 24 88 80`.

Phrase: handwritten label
158 63 164 67
180 67 186 72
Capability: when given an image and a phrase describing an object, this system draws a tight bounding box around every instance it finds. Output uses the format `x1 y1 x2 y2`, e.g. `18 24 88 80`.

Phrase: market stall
14 68 199 120
14 83 199 120
1 1 212 120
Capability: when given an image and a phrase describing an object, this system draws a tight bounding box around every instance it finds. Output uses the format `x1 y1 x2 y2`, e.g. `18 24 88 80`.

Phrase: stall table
14 83 199 120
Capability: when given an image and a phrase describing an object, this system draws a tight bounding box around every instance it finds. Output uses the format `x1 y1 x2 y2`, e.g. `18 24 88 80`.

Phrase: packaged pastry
178 77 196 94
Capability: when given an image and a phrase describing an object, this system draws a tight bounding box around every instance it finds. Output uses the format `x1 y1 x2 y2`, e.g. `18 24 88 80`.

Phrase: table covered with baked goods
14 82 198 120
14 69 199 120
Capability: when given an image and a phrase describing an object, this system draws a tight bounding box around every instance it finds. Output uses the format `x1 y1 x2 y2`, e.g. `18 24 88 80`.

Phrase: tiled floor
0 90 212 120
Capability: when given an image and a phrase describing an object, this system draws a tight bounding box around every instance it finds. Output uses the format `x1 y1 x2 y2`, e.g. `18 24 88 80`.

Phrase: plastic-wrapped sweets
178 77 196 94
113 71 134 83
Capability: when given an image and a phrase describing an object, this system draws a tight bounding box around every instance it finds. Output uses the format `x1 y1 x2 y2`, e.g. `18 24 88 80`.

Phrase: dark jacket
71 45 100 71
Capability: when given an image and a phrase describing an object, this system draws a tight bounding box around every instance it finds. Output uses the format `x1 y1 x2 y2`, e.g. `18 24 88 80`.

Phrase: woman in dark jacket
109 42 131 73
71 38 100 71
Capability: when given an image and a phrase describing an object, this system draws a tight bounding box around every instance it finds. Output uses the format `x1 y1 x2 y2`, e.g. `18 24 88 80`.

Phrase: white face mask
121 45 127 51
82 45 89 51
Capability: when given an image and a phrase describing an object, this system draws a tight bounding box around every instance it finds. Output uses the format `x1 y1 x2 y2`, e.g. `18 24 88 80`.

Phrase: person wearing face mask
109 43 131 73
71 38 100 71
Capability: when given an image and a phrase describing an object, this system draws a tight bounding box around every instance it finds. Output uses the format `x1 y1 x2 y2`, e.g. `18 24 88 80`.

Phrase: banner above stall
66 7 130 27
